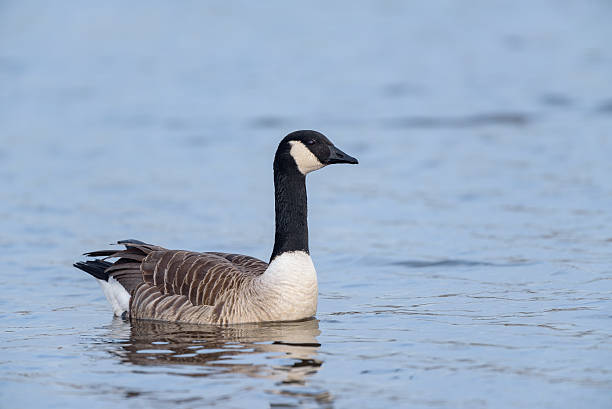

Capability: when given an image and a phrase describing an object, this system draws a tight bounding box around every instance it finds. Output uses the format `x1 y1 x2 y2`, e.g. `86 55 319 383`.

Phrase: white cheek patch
289 141 325 175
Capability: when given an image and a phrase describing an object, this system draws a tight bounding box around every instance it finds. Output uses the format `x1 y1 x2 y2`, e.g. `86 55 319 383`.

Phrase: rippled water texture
1 1 612 408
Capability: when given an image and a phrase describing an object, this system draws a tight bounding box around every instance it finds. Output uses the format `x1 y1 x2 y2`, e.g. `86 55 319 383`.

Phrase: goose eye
305 139 316 146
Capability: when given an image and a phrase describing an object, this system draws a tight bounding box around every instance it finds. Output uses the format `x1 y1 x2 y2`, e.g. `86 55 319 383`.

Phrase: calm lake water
1 1 612 408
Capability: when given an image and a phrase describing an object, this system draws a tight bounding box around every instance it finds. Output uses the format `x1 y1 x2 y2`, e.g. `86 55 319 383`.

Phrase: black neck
270 165 309 261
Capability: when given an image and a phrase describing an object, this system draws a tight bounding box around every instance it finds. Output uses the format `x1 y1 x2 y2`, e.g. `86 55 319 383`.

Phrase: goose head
275 130 358 175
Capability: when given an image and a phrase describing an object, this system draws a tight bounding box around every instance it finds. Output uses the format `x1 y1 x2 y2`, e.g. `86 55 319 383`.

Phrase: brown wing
140 250 268 306
206 252 269 275
85 240 269 324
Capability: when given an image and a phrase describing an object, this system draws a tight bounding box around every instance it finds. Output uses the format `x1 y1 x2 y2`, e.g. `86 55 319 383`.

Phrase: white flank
259 251 319 321
96 277 131 316
289 141 324 175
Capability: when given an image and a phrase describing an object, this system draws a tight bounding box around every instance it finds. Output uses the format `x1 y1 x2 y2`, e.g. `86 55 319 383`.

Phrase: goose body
74 130 357 325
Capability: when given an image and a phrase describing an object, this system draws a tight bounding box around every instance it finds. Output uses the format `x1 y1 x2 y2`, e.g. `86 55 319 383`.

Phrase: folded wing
85 240 269 324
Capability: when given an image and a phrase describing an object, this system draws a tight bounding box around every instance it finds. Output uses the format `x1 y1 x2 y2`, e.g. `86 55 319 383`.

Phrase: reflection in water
104 318 331 407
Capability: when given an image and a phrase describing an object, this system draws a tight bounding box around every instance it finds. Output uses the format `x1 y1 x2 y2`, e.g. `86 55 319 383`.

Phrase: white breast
258 251 319 321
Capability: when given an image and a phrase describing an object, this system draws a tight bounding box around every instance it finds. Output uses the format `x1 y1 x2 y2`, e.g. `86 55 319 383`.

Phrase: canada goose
74 130 358 324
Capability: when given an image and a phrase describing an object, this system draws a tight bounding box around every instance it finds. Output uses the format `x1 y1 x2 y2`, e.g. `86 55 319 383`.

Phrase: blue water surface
1 1 611 408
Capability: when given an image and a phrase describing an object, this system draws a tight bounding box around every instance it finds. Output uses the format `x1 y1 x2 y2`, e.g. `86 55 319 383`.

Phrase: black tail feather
76 239 152 291
74 260 113 281
118 239 147 245
83 250 116 257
